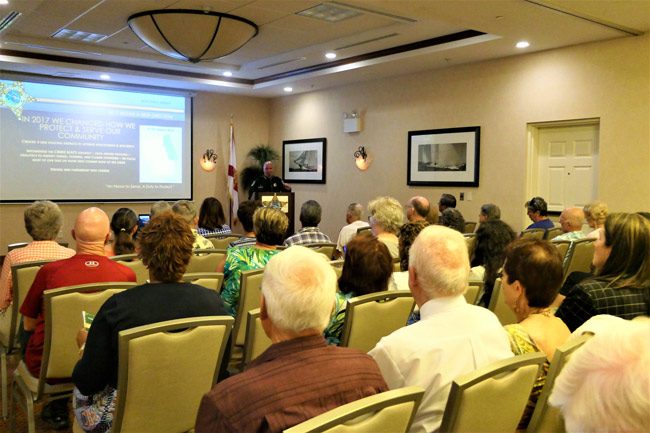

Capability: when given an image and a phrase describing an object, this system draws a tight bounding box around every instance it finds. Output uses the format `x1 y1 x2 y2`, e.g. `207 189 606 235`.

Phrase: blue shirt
526 218 554 230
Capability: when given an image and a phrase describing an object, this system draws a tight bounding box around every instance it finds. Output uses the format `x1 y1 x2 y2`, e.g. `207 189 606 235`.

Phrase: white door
536 124 599 212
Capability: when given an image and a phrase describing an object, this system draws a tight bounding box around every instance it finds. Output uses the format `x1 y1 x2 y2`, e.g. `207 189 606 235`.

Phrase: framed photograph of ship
407 126 480 186
282 138 327 184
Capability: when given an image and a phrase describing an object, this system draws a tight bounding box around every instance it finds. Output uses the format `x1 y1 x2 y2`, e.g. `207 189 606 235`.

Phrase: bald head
73 207 110 249
406 196 430 222
559 207 585 233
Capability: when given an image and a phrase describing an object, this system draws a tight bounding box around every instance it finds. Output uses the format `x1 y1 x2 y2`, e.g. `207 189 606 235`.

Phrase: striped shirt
283 227 331 247
0 241 75 310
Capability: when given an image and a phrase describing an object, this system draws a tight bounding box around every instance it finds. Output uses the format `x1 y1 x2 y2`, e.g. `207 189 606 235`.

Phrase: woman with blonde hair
367 196 403 258
583 200 608 238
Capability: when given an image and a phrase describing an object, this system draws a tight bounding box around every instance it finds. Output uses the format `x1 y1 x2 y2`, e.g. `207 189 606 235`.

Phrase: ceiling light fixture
516 41 530 48
283 86 293 93
222 71 233 77
99 73 111 80
325 52 337 59
127 9 258 63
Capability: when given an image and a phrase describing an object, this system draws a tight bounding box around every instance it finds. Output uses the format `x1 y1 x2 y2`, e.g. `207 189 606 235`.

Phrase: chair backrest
186 249 226 273
464 221 477 233
526 334 593 433
110 253 138 262
488 278 517 325
551 240 571 268
243 308 272 366
464 281 484 305
308 243 337 260
562 239 594 277
440 352 547 433
284 386 425 433
544 227 563 240
113 316 234 433
340 290 414 353
234 268 265 346
41 282 136 396
464 233 477 259
181 272 224 292
520 229 546 240
207 236 241 249
392 258 401 272
113 258 148 285
356 226 371 235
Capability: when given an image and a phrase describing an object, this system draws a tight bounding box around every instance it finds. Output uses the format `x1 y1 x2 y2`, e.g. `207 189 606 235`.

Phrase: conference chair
339 290 414 353
488 278 517 325
526 334 593 433
562 239 594 279
229 268 265 370
284 386 425 433
206 235 241 249
463 233 477 259
1 260 50 420
10 282 135 433
551 240 571 266
186 249 226 273
520 229 546 240
544 227 563 240
356 226 371 235
181 272 224 292
464 221 477 233
393 257 401 272
111 255 148 285
308 243 337 260
464 281 484 305
330 260 344 279
242 308 272 367
110 316 233 433
439 352 547 433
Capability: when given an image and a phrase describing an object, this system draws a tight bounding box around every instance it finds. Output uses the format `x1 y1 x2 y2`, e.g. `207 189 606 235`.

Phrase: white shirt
368 295 513 433
336 220 369 252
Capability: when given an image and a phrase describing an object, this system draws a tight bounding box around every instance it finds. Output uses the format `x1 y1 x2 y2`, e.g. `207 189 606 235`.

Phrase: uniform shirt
368 295 513 433
194 335 388 433
20 254 136 377
335 221 369 253
248 176 288 199
0 241 75 311
283 227 331 247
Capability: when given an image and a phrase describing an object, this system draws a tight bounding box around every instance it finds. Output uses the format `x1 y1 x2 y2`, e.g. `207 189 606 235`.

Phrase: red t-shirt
20 254 136 377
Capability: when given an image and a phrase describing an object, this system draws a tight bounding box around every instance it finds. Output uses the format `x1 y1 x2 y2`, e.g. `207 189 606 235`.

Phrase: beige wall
0 92 270 254
269 34 650 240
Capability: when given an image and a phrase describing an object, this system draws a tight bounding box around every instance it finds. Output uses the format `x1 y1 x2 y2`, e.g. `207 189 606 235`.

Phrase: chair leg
11 374 36 433
1 349 7 420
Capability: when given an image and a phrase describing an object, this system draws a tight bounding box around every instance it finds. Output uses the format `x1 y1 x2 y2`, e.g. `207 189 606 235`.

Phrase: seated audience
197 197 232 236
549 318 650 433
369 225 513 433
437 193 456 212
583 200 608 238
150 200 171 217
72 212 228 433
195 246 388 433
20 207 136 430
478 203 501 222
471 219 517 306
0 200 74 312
404 196 430 223
172 200 213 250
221 207 288 316
324 233 393 345
501 238 570 430
440 208 466 233
283 200 331 246
367 196 403 258
335 202 369 256
393 220 429 291
524 197 554 230
105 207 138 256
229 200 259 248
555 213 650 331
552 207 586 241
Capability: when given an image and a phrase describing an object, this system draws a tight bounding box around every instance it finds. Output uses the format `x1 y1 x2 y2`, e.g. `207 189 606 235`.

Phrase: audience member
555 213 650 331
440 208 466 233
501 238 570 429
478 203 501 222
394 221 429 322
248 160 291 199
197 197 232 236
369 225 513 433
425 204 439 225
72 212 228 433
335 202 369 256
172 200 213 250
549 318 650 433
583 200 608 238
105 207 138 256
195 246 387 433
150 200 171 217
552 207 586 241
221 207 288 316
229 200 260 248
20 207 136 430
437 193 456 212
524 197 554 230
471 219 516 306
0 201 74 312
405 196 430 223
368 196 403 258
284 200 331 246
324 233 393 345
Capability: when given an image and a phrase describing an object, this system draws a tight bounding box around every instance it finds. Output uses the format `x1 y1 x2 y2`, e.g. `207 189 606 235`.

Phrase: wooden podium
254 191 295 237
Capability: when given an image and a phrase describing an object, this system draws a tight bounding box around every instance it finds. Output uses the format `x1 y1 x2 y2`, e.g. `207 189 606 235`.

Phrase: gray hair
150 200 171 217
368 196 404 234
171 200 197 224
347 203 363 220
300 200 322 227
24 200 63 241
480 203 501 221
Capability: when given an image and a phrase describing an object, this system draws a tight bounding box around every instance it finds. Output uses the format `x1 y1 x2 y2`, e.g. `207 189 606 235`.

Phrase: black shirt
248 175 289 199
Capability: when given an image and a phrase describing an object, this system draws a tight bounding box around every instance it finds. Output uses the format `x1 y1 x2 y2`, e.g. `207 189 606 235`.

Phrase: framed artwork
282 138 326 183
407 126 480 186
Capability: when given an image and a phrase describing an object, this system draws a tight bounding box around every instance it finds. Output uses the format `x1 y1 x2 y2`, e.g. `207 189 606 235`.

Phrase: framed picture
282 138 326 184
407 126 480 186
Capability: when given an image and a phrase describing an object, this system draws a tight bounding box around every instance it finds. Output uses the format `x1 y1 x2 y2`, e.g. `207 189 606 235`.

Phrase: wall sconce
354 146 370 171
200 149 218 172
343 110 362 133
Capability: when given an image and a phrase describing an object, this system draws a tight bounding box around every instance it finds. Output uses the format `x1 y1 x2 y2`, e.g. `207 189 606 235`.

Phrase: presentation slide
0 77 192 202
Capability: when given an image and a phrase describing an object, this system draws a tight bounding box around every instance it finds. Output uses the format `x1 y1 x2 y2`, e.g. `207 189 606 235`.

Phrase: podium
254 191 295 237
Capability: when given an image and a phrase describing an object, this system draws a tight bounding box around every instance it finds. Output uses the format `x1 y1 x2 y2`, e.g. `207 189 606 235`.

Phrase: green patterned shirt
324 291 355 345
221 246 279 316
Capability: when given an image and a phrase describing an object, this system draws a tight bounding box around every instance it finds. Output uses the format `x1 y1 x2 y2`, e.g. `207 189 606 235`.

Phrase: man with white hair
195 246 388 433
369 225 513 433
552 207 586 241
335 202 369 255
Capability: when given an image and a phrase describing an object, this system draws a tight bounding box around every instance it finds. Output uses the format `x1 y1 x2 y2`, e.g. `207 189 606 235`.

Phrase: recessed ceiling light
283 87 293 93
222 71 233 77
325 52 337 59
99 73 111 80
0 0 9 5
516 41 530 49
